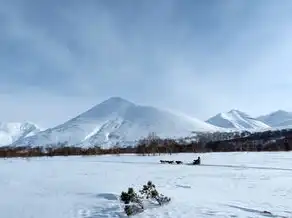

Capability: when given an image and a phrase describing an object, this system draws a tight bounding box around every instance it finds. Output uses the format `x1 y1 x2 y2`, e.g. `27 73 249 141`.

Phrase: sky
1 0 292 128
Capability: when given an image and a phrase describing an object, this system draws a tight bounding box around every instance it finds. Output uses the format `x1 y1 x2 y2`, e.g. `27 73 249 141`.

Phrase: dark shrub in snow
139 181 171 206
120 187 144 216
120 181 171 216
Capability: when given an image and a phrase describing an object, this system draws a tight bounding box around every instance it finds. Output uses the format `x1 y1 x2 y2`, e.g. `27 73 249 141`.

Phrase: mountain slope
0 122 41 146
257 110 292 127
12 97 221 148
206 109 270 131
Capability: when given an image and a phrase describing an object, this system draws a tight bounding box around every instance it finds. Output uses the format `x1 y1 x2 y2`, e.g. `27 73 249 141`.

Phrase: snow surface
12 97 221 148
1 152 292 218
0 122 41 146
258 110 292 127
206 110 270 131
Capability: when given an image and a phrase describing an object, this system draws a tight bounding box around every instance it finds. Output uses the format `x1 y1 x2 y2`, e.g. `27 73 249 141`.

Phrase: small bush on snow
120 181 171 216
120 187 144 216
139 181 171 206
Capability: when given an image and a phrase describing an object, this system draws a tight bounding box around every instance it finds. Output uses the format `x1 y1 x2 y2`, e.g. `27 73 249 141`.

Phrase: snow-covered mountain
0 122 41 146
257 110 292 128
206 109 270 131
11 97 221 148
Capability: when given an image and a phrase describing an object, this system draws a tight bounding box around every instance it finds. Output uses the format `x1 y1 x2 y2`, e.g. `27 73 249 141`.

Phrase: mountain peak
271 109 289 115
74 96 136 120
257 109 292 127
104 96 130 102
99 96 135 106
228 110 252 119
11 97 220 148
0 122 41 146
227 109 247 115
228 109 239 113
206 109 269 130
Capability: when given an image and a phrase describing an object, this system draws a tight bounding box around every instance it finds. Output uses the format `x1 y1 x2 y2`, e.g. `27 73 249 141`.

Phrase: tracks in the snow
26 156 292 172
200 164 292 172
225 204 291 218
90 160 292 172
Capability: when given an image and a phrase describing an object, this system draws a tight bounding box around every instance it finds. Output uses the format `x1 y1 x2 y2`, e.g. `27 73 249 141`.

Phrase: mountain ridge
0 122 41 146
3 97 292 148
206 109 270 130
11 97 221 148
257 110 292 127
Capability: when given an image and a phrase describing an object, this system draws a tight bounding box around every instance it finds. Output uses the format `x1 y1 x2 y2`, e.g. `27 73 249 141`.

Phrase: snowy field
1 152 292 218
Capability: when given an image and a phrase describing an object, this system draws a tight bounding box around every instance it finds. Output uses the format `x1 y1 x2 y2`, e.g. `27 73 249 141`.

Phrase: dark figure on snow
193 156 200 165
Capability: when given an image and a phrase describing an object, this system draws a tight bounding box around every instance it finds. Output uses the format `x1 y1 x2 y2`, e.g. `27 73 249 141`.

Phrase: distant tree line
205 128 292 152
0 129 291 158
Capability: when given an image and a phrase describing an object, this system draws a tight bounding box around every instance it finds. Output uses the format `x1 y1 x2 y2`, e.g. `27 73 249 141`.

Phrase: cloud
1 0 292 126
0 90 96 128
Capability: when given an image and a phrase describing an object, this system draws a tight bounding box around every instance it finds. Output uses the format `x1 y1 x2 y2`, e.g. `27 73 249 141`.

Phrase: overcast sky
1 0 292 128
